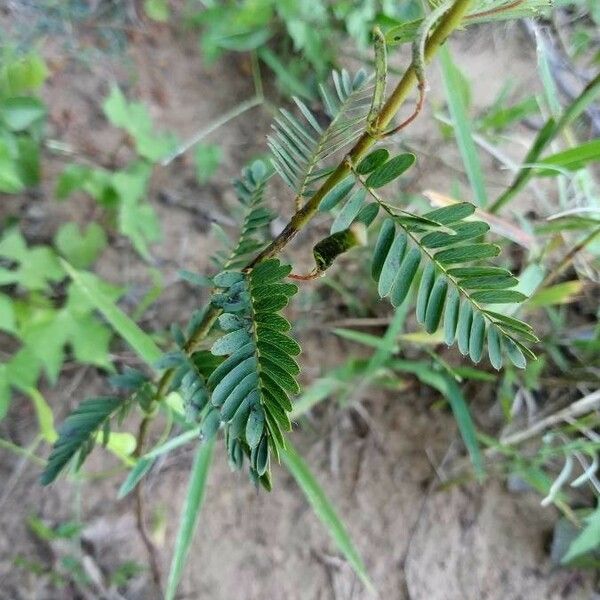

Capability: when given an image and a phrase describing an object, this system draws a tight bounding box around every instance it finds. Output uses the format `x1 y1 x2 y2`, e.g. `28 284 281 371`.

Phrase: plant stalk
145 0 474 415
248 0 474 267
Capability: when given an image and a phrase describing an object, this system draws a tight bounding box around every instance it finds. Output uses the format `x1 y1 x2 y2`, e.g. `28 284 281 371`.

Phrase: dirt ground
0 9 597 600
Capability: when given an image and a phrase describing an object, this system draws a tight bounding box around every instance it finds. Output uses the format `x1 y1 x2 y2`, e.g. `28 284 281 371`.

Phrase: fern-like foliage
268 69 373 203
371 210 537 369
211 160 274 270
40 396 124 485
309 148 537 369
157 349 224 437
208 259 299 489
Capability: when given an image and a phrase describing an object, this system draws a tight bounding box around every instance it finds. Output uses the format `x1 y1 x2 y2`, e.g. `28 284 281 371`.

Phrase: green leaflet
434 243 500 265
444 287 460 345
331 189 367 233
378 230 407 297
357 148 389 174
221 161 274 270
268 69 373 201
468 312 485 363
457 301 473 356
416 263 436 324
319 177 355 211
470 290 527 304
487 326 503 370
371 218 396 282
364 153 416 188
423 202 475 224
370 201 534 369
208 258 300 487
425 277 448 334
391 247 421 307
421 221 489 248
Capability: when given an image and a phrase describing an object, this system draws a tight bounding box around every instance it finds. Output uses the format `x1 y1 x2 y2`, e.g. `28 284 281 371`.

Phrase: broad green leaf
282 443 374 592
112 162 160 259
0 96 46 131
55 164 112 201
103 86 177 162
53 222 107 269
61 260 162 367
0 136 24 193
18 281 119 382
0 52 48 96
165 439 215 600
0 228 64 291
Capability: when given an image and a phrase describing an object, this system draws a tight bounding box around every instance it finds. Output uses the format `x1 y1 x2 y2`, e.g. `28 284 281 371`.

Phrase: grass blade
61 259 162 367
439 375 485 479
491 71 600 212
144 427 201 460
439 45 488 207
118 457 154 499
535 139 600 175
282 442 374 592
165 439 215 600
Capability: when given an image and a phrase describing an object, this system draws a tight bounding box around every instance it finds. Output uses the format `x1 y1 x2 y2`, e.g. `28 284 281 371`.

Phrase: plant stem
133 415 163 592
149 0 474 408
131 0 472 584
248 0 474 267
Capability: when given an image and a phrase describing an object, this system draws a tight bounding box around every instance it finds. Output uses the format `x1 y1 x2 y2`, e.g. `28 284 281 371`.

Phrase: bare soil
0 11 596 600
